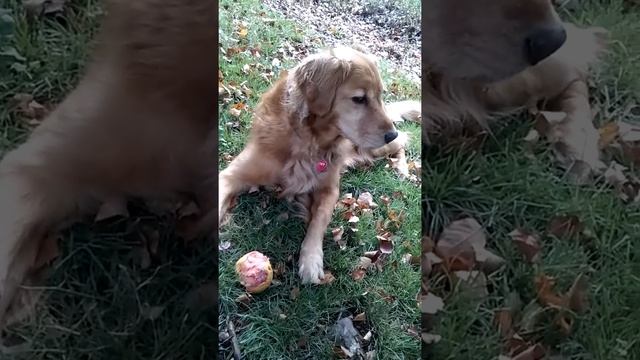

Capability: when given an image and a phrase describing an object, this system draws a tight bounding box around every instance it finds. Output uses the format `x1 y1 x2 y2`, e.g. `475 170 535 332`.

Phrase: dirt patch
262 0 421 84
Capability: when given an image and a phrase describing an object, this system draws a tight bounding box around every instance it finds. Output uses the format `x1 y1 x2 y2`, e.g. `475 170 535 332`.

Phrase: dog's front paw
298 248 325 284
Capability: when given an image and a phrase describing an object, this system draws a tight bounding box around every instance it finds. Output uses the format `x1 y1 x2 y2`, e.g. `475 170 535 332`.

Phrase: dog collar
315 159 328 173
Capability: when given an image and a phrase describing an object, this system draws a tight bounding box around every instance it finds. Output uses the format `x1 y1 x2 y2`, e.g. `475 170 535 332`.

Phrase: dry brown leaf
421 333 442 344
598 121 619 149
494 308 514 338
351 269 366 281
422 235 435 252
332 226 346 250
290 286 300 300
23 0 66 16
512 343 546 360
547 215 584 239
435 218 480 271
377 234 394 254
566 273 589 314
534 274 565 308
436 218 504 274
539 81 606 183
319 271 336 285
603 161 629 188
617 121 640 143
509 228 542 263
421 292 444 315
356 192 377 209
237 26 248 38
353 312 366 322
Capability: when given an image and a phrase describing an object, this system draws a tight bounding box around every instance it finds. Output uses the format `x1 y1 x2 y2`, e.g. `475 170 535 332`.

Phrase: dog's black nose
524 26 567 65
384 130 398 144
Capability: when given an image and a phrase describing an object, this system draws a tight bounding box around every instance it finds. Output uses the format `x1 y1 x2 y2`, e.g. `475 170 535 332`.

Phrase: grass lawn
425 0 640 359
1 1 214 359
218 0 421 358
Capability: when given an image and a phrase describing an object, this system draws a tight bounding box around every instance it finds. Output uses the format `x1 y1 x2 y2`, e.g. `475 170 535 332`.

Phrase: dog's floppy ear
293 53 351 116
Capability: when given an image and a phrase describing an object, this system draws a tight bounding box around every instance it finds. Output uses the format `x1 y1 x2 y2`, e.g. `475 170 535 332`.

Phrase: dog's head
424 0 567 82
289 46 398 149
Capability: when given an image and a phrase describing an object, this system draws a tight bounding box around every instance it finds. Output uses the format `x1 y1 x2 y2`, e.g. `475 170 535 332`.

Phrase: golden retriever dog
218 46 419 284
0 0 216 326
423 0 569 141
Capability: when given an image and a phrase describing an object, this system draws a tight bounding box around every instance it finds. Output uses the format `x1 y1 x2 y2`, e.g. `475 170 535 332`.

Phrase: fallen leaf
435 217 504 274
12 93 49 125
421 333 442 344
229 107 242 117
494 308 514 338
509 228 542 263
603 161 629 188
319 271 336 285
534 274 565 308
218 241 232 251
290 287 300 300
353 312 366 322
23 0 66 17
547 215 584 239
422 235 435 252
377 234 394 254
512 343 546 360
566 273 589 314
617 120 640 143
434 218 480 271
598 121 619 149
235 293 252 306
332 227 346 250
351 269 366 281
237 26 248 38
421 292 444 315
356 192 378 209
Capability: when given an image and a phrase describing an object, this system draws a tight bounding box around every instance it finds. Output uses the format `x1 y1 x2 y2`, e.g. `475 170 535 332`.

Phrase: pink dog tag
315 160 328 173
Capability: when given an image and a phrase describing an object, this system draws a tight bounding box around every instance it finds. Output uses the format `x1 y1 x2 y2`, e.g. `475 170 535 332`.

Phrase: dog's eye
351 96 367 104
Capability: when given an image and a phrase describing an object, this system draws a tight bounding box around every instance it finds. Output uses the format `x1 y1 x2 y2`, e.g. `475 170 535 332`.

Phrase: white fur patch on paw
298 249 325 284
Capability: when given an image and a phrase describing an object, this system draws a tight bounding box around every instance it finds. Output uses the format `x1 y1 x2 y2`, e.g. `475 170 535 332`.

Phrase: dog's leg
368 131 411 178
218 147 277 227
0 137 84 326
298 179 339 284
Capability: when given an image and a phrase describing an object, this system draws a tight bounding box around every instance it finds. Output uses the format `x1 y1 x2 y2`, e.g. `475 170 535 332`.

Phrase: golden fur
0 0 216 326
423 0 578 144
218 47 417 284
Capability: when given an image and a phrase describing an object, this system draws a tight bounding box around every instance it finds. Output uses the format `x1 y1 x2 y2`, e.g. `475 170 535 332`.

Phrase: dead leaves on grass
23 0 66 17
334 191 413 283
425 213 595 356
11 93 51 127
434 218 505 275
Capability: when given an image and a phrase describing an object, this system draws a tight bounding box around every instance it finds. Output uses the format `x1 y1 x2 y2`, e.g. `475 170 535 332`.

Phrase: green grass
426 1 640 358
218 0 421 358
1 2 214 359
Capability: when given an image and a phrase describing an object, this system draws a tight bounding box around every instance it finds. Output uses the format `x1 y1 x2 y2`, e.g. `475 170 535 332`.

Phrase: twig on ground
227 316 242 360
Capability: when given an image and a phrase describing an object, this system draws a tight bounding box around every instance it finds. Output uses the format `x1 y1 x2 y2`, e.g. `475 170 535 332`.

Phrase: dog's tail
385 100 422 124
